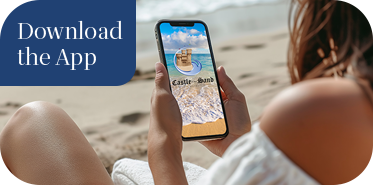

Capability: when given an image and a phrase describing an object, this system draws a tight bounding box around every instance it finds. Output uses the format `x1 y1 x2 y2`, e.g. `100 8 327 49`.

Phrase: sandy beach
0 28 290 173
0 2 291 175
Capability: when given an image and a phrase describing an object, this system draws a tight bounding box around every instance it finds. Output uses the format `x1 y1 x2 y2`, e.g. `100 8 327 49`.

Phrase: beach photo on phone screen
160 23 226 138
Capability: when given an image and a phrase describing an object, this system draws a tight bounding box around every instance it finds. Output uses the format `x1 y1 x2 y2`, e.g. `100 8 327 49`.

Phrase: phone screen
159 22 227 138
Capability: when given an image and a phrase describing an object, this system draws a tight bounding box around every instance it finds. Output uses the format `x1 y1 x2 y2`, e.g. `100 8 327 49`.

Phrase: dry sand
182 119 227 138
0 28 291 174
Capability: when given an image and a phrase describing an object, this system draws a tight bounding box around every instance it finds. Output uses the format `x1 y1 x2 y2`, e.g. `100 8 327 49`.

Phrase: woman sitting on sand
1 0 373 185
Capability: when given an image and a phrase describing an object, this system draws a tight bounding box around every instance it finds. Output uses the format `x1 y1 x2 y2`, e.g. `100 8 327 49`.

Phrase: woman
1 0 372 184
123 1 373 183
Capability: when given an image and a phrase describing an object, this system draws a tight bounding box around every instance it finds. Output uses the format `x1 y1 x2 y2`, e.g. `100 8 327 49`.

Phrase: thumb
217 66 244 101
154 62 171 92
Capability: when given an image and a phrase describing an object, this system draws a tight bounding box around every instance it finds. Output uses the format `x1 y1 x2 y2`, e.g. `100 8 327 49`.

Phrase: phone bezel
154 19 229 141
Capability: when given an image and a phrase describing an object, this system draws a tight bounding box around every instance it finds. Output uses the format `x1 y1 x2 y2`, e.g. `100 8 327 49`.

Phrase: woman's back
260 78 373 184
272 0 373 182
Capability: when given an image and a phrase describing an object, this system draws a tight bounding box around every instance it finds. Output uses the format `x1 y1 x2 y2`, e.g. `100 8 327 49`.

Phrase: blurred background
137 0 289 59
0 0 292 174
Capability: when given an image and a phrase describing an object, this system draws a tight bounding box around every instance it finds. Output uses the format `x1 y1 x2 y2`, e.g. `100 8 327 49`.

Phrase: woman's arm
148 62 188 185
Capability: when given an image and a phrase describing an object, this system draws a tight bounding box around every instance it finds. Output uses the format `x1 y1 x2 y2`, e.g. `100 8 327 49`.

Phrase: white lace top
196 123 320 185
112 123 320 185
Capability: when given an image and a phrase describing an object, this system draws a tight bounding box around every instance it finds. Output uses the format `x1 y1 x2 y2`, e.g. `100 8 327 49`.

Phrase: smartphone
154 20 229 141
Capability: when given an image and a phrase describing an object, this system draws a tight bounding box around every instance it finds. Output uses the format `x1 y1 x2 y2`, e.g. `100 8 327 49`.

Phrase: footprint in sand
270 80 278 85
131 69 157 82
0 101 22 116
119 112 149 125
244 44 265 49
4 102 21 108
239 73 255 79
220 46 235 52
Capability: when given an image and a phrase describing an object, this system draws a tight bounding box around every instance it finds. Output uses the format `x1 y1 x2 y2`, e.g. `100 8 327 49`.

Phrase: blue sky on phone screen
160 23 210 54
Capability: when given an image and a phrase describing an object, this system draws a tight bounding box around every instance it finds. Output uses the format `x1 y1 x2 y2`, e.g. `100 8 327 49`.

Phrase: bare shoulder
261 78 373 127
259 78 373 185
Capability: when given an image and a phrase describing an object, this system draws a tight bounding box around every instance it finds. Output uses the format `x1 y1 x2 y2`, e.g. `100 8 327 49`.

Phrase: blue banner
0 0 136 86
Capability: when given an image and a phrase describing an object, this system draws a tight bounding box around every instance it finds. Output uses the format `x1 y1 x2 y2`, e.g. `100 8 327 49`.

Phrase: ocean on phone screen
166 54 224 126
165 54 215 77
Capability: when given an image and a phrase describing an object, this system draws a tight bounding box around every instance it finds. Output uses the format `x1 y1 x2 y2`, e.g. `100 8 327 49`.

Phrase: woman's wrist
148 132 183 167
148 135 187 185
148 131 182 154
148 136 181 158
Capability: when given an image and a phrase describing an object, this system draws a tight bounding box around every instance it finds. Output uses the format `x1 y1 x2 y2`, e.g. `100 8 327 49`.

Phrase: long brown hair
288 0 373 88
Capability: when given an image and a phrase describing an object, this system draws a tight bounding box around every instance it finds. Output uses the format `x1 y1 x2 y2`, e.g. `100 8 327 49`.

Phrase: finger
152 62 175 106
154 62 171 93
220 89 228 102
217 66 244 101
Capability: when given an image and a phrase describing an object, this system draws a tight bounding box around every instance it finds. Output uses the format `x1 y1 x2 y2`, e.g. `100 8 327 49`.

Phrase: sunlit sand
182 118 226 138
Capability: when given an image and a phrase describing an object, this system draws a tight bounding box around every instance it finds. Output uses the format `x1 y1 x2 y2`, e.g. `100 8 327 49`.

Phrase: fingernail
220 66 226 74
155 62 163 74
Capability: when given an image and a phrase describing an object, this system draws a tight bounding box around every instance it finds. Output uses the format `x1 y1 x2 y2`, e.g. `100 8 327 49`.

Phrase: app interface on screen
160 23 226 137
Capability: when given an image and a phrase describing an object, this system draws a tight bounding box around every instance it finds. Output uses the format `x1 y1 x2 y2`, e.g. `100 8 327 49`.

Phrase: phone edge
154 20 230 142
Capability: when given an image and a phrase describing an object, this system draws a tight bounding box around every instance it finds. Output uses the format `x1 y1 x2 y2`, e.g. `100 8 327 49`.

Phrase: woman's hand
199 66 251 157
147 63 250 185
148 62 188 185
148 62 183 154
